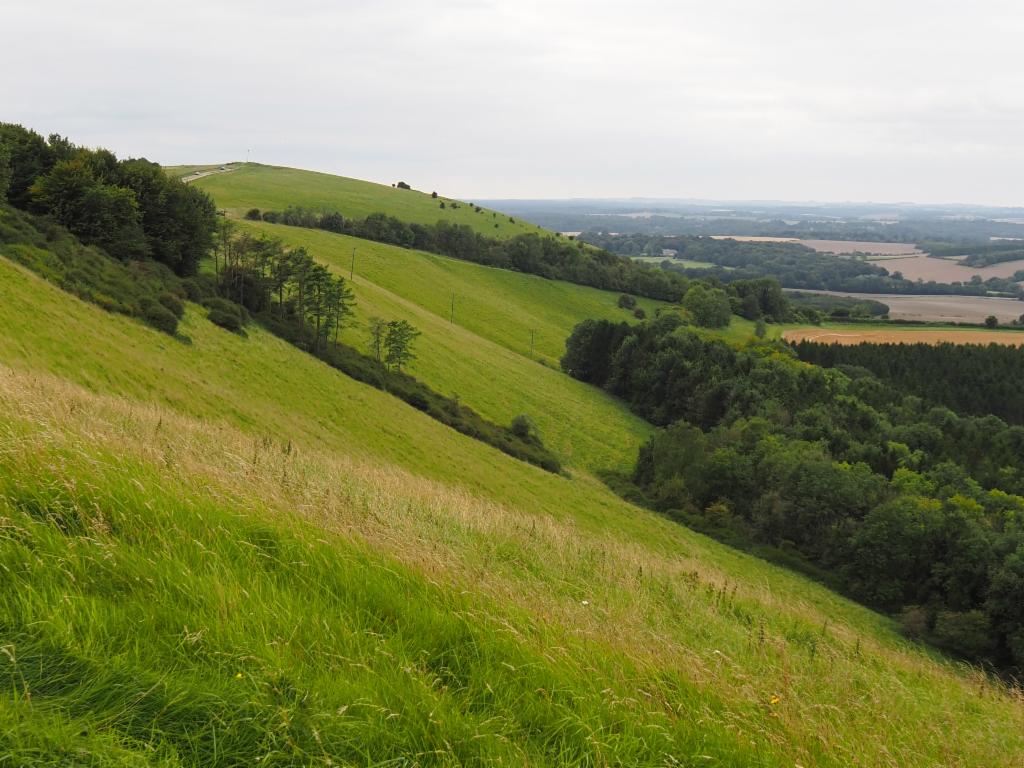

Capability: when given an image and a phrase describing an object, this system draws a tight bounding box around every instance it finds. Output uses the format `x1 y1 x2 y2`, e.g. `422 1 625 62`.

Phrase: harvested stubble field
784 327 1024 346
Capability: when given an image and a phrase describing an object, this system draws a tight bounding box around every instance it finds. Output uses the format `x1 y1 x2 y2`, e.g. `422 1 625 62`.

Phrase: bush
932 610 994 658
633 307 646 320
618 294 637 310
181 274 217 302
157 291 184 319
140 298 179 335
208 308 243 333
244 208 262 221
510 414 539 443
396 181 411 190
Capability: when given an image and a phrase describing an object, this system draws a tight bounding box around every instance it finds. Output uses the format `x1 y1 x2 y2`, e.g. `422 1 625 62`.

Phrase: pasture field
784 325 1024 346
185 163 547 239
3 251 1024 766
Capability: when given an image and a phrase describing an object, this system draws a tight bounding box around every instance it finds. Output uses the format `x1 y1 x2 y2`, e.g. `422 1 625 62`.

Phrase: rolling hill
181 163 548 238
2 164 1023 766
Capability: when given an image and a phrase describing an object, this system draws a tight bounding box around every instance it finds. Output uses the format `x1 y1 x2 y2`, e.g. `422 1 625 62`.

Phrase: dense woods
0 123 217 275
249 205 690 302
563 314 1024 670
793 340 1024 425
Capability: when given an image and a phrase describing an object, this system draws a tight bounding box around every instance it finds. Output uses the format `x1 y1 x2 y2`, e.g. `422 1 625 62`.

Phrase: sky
3 0 1024 205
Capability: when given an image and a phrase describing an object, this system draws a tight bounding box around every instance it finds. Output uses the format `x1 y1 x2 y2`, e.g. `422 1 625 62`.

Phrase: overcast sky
4 0 1023 204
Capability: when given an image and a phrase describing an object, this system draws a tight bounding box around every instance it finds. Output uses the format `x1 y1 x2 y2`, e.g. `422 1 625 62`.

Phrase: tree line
0 123 218 275
562 314 1024 671
244 204 691 302
581 232 1024 297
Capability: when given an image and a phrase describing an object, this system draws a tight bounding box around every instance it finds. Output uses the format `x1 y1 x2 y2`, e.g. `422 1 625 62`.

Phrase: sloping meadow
2 367 1023 766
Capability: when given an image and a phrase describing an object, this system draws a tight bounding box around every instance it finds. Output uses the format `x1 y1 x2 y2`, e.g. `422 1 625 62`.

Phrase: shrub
208 308 243 333
181 274 217 302
157 291 184 319
510 414 539 443
633 307 646 319
139 298 179 335
618 294 637 310
396 181 411 190
244 208 262 221
932 610 994 658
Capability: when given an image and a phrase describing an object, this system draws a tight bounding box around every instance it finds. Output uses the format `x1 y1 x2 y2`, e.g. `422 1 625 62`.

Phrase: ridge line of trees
244 204 690 302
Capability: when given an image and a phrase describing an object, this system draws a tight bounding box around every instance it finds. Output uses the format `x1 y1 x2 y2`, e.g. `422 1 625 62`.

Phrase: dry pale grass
3 364 1023 766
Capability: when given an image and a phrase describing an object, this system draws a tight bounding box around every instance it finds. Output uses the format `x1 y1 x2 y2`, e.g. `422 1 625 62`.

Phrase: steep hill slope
233 221 663 471
2 226 1024 764
185 163 546 238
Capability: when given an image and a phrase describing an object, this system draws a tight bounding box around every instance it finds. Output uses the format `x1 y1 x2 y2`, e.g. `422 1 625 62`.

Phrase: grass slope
187 164 546 239
230 221 661 472
2 242 1024 765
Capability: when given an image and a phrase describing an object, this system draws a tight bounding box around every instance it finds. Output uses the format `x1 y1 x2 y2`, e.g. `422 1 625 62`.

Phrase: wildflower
235 672 244 679
769 694 781 705
581 600 590 606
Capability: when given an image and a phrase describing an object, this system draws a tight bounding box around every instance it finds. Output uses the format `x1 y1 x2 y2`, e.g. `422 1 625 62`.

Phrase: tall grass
1 368 1022 766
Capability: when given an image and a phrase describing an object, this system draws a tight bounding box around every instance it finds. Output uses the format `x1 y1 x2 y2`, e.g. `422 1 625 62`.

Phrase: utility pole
246 148 250 163
530 329 535 358
350 247 355 280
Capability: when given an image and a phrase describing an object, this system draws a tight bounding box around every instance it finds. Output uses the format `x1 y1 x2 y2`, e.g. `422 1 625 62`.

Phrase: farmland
873 252 1024 281
797 290 1024 323
711 235 922 256
783 325 1024 346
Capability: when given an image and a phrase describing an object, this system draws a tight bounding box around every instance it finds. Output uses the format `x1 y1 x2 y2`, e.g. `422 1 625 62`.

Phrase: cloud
3 0 1023 204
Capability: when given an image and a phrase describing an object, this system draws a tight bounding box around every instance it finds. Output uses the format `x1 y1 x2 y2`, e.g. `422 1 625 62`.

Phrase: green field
3 163 1024 766
228 220 661 472
2 249 1023 766
185 163 546 239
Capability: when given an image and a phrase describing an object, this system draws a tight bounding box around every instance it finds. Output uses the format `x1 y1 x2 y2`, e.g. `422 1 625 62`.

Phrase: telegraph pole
530 329 535 358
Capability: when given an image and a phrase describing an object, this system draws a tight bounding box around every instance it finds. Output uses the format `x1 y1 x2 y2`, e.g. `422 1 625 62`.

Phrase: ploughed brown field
871 253 1024 282
784 327 1024 346
711 236 922 255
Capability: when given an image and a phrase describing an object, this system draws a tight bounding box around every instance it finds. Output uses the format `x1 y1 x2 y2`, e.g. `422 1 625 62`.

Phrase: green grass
2 173 1024 764
186 164 546 239
228 220 660 472
0 287 1022 763
632 256 718 269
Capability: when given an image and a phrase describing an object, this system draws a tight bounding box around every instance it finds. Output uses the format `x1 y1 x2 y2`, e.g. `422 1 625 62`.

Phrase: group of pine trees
210 226 423 371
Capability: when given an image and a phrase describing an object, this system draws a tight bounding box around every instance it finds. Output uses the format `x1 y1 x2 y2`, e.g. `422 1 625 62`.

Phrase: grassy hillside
2 257 1024 765
226 221 663 471
186 164 547 239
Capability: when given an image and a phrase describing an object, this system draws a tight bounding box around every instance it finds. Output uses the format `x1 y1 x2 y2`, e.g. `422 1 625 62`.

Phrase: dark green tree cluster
0 199 187 335
213 229 354 352
562 314 1024 669
793 340 1024 425
256 205 690 302
0 123 217 274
